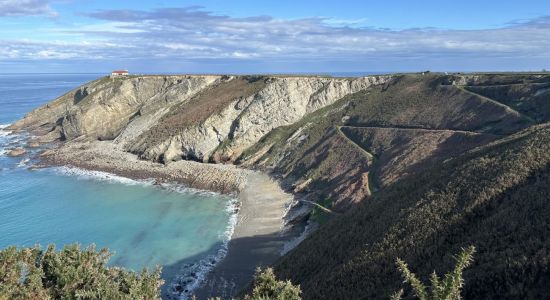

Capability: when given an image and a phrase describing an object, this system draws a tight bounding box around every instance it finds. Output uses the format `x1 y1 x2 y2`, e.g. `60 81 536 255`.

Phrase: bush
244 268 301 300
0 244 163 300
393 246 475 300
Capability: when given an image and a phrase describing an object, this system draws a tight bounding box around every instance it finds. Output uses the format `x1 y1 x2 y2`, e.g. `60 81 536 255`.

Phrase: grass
309 197 334 225
463 83 550 123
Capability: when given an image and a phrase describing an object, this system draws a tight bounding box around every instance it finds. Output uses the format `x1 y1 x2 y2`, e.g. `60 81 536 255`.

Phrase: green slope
275 123 550 299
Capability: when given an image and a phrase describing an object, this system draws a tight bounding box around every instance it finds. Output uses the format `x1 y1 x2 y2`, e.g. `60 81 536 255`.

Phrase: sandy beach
194 171 294 298
36 140 297 298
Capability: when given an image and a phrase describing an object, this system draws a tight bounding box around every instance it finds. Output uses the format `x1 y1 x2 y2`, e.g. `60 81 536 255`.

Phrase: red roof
112 70 128 74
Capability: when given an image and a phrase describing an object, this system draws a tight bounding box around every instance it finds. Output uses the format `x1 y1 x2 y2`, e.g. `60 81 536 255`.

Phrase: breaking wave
167 196 239 299
0 124 12 156
53 166 154 186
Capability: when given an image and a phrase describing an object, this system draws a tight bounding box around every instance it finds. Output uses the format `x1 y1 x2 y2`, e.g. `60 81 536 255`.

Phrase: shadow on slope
275 123 550 299
161 232 292 300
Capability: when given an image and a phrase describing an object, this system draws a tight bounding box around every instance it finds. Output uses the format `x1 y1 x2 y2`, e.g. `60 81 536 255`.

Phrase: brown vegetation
275 123 550 299
238 74 531 208
135 76 267 148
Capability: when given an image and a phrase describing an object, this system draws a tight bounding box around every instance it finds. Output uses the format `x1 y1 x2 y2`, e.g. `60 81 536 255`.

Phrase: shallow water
0 74 235 297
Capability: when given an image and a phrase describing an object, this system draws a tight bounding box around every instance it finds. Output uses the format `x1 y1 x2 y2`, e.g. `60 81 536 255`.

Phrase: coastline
38 141 248 195
34 139 297 298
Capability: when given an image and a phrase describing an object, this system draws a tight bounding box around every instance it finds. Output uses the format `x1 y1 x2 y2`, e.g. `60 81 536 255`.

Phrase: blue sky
1 0 550 73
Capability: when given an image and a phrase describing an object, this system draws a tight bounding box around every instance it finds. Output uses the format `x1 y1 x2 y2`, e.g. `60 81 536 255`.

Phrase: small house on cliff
110 70 129 78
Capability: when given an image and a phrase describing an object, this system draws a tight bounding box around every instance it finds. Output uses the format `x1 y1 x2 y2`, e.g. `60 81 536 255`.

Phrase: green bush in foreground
243 268 301 300
1 242 472 300
392 246 475 300
0 244 163 300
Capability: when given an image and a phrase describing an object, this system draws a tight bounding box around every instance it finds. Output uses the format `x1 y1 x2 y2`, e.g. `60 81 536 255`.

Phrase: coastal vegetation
275 123 550 299
243 268 301 300
0 244 162 299
0 244 300 300
238 74 531 209
393 246 475 300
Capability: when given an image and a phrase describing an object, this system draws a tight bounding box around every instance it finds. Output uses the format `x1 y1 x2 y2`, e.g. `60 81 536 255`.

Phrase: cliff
10 75 390 163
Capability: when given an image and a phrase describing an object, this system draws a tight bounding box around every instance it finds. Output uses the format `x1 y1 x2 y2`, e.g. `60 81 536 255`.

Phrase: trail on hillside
453 85 536 123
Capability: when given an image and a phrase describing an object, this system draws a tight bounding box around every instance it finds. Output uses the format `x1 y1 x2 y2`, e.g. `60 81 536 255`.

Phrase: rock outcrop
9 75 220 142
10 75 391 163
7 148 26 157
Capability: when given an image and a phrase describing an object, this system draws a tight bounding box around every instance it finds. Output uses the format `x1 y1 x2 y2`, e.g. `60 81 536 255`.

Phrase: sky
1 0 550 73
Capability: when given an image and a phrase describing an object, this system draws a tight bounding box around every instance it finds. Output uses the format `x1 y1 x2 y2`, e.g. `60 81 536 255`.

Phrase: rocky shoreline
38 140 249 195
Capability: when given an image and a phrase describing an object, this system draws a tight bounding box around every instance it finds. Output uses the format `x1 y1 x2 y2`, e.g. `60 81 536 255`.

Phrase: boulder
7 148 26 157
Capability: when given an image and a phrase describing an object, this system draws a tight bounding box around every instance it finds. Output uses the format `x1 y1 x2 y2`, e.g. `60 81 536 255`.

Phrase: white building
110 70 129 77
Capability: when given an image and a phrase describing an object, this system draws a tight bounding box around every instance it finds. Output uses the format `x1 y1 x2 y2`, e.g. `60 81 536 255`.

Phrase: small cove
0 74 236 298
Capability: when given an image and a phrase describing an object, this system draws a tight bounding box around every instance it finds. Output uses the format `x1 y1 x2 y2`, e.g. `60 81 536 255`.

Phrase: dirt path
194 172 294 299
454 85 536 123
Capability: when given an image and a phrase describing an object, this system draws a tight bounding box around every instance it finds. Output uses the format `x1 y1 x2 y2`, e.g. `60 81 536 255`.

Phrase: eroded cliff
10 75 391 163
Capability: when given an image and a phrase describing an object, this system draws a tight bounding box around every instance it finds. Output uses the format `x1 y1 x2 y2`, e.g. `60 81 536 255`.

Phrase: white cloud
1 6 550 71
0 0 57 17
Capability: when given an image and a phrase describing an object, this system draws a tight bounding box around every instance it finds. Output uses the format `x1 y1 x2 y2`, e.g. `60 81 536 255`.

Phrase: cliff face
126 75 390 162
10 75 391 163
10 75 220 142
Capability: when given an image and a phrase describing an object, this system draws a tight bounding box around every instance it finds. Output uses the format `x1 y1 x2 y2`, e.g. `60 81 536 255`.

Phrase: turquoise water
0 74 235 296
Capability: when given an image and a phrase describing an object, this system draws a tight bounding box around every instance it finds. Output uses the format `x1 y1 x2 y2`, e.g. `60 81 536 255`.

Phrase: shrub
0 244 163 300
393 246 475 300
243 267 301 300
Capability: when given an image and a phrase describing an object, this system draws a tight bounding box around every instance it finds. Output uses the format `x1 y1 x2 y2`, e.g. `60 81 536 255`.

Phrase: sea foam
0 124 12 138
53 165 240 299
0 124 12 156
53 166 154 186
160 182 223 197
169 197 239 300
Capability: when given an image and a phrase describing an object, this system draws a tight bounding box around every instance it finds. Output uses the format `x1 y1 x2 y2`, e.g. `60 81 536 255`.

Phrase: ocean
0 74 236 297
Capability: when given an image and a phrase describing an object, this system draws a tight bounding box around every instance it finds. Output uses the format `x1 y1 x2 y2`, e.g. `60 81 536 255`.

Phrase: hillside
8 72 550 298
9 74 390 163
275 122 550 299
10 73 538 209
237 74 533 208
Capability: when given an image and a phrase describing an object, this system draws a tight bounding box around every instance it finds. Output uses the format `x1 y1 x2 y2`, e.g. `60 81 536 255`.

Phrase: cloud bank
1 6 550 72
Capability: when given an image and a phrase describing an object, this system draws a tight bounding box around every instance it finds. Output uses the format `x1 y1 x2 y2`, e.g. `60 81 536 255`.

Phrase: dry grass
134 76 267 148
